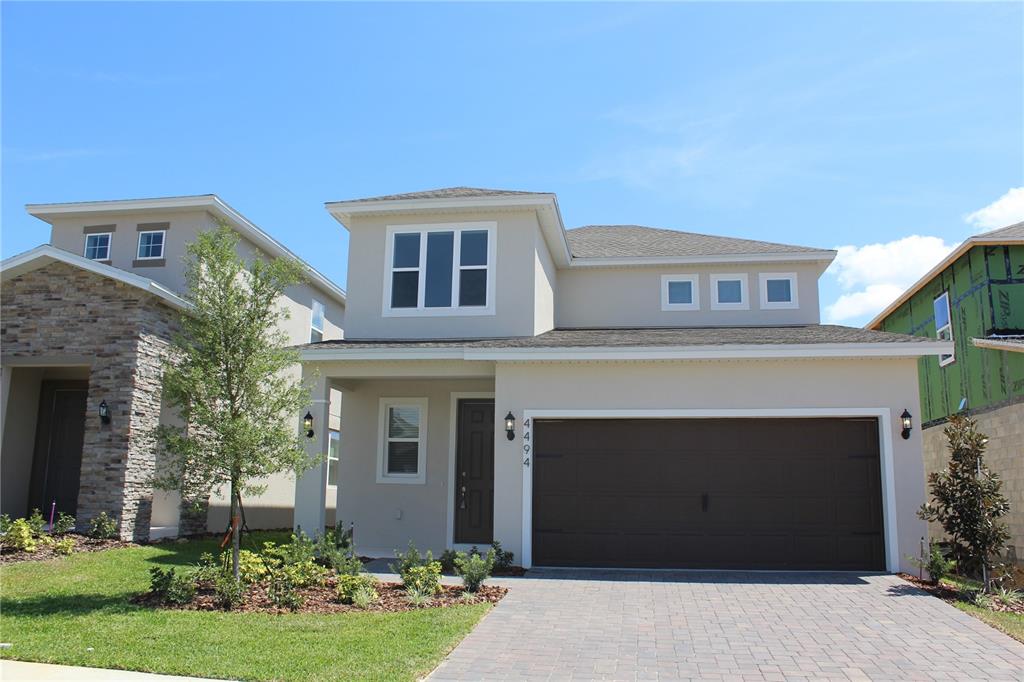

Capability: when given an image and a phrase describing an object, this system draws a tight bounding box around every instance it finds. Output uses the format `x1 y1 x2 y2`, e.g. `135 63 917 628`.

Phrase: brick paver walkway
426 570 1024 681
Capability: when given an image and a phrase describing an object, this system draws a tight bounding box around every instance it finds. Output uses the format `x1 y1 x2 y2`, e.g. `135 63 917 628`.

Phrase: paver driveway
427 570 1024 681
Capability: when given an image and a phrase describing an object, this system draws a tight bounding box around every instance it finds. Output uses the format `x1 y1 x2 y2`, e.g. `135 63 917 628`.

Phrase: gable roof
867 220 1024 329
25 194 346 306
1 244 191 310
297 324 949 361
566 225 830 260
329 186 550 204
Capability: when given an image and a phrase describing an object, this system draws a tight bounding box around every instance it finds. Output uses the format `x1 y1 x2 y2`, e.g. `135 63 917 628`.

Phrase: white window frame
660 274 700 311
327 429 340 489
759 272 799 310
84 233 112 261
310 299 325 343
710 273 749 310
934 291 955 367
382 222 497 317
136 230 166 260
377 397 428 484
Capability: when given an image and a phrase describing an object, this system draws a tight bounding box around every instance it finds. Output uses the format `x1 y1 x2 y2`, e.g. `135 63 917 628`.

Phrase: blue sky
3 2 1022 326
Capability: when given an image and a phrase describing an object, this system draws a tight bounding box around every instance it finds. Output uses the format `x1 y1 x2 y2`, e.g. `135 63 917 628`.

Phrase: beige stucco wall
921 401 1024 565
322 357 926 572
343 210 551 339
556 262 824 328
0 367 44 517
334 377 495 558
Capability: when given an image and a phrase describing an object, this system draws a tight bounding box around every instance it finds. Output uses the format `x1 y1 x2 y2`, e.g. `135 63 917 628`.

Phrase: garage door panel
532 418 884 570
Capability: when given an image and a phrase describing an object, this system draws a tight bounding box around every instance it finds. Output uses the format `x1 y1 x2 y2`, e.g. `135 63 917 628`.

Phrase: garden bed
898 573 1024 616
0 535 132 564
134 577 506 615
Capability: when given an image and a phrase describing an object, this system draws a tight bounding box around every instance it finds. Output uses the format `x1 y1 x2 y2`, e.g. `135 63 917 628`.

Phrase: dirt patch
134 578 507 615
0 535 133 564
898 573 1024 615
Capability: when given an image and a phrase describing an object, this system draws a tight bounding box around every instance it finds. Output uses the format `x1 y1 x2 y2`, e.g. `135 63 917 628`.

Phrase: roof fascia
568 251 837 268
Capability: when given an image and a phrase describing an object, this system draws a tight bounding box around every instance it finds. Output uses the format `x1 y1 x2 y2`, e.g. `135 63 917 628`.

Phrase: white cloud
964 187 1024 232
824 235 956 325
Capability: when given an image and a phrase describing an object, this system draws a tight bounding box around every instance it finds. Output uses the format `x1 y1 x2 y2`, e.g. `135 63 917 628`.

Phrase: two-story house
869 222 1023 563
294 187 949 573
0 195 346 541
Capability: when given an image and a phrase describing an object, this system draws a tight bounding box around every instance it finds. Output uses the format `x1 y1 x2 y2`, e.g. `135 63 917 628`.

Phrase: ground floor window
377 398 428 484
327 429 340 487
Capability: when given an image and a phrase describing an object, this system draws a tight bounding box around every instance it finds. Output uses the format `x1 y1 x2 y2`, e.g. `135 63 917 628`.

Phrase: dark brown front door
532 418 884 570
454 399 495 544
29 381 88 517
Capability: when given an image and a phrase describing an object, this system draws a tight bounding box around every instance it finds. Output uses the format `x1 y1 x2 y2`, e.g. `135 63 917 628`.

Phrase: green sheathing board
877 244 1024 424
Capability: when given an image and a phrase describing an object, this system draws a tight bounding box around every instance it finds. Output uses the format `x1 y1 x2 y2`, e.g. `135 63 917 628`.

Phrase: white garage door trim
520 407 898 572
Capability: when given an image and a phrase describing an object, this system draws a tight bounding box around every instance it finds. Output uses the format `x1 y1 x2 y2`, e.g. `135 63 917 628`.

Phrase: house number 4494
522 418 531 467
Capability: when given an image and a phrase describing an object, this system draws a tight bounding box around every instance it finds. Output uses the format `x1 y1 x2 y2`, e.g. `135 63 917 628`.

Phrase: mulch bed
134 578 507 615
898 573 1024 615
0 535 133 564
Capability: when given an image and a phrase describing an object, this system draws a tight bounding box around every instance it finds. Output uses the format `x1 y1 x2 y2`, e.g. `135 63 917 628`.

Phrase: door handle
701 493 709 512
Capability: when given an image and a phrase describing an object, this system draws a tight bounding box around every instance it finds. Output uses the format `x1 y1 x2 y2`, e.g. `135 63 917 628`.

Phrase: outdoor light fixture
98 400 111 425
303 411 314 439
900 409 913 440
504 411 516 441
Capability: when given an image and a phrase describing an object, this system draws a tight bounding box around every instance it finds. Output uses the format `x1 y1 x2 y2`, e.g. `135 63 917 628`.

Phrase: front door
29 381 88 517
454 399 495 544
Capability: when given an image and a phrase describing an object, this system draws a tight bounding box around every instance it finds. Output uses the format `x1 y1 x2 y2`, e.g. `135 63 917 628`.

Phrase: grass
0 532 491 681
939 574 1024 644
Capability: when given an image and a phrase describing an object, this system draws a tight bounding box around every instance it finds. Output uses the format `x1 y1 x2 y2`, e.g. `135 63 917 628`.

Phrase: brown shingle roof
565 225 829 259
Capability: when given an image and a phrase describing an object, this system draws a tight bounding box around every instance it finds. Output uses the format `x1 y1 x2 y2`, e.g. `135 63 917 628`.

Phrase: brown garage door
532 418 884 570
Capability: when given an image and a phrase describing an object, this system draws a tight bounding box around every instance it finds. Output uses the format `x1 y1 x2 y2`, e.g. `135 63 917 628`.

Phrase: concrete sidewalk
0 660 227 681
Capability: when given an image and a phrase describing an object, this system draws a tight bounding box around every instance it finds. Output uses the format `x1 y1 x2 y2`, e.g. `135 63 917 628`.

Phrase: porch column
294 374 330 538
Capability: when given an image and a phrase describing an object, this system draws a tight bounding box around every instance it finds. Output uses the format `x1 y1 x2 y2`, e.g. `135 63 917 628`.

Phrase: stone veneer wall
1 261 179 541
922 399 1024 565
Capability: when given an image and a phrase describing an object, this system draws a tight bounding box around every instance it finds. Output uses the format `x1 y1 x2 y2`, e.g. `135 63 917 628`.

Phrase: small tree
154 226 316 581
918 415 1010 590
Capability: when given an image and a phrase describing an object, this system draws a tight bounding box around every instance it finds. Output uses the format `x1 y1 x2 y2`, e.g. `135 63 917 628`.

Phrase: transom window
136 230 165 259
710 274 749 310
84 233 111 261
660 274 699 311
759 273 799 309
383 222 496 317
310 299 325 343
934 291 955 366
377 398 428 484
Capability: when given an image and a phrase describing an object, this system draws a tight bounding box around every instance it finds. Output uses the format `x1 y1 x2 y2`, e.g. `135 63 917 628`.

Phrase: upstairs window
710 274 749 310
759 273 799 309
84 233 111 261
383 223 496 316
310 299 325 342
136 230 165 260
934 291 955 366
661 274 699 311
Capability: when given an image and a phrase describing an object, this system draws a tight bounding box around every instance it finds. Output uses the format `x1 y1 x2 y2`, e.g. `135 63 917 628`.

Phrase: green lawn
941 575 1024 644
0 532 490 681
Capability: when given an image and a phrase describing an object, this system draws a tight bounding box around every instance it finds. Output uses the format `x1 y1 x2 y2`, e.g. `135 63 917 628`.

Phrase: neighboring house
869 222 1024 563
0 195 346 541
294 187 949 573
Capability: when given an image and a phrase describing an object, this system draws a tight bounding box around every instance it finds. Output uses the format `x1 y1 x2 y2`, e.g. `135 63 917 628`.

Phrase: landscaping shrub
262 533 316 568
995 586 1023 607
26 509 46 535
0 513 10 534
351 583 378 609
214 571 246 609
192 552 220 583
52 512 76 536
454 549 495 593
267 570 304 611
231 549 268 584
402 562 442 595
389 541 434 579
52 537 75 556
912 541 955 585
489 541 514 571
277 560 328 588
149 567 197 606
88 512 118 540
315 523 357 571
2 519 37 552
439 549 458 573
336 574 379 605
405 584 432 607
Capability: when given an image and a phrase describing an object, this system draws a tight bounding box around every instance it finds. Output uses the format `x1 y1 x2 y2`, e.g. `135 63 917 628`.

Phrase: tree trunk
230 479 241 582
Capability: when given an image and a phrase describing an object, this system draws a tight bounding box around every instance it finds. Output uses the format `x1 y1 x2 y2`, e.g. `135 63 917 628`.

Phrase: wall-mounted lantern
303 411 314 439
900 409 913 440
98 400 111 425
504 411 516 441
